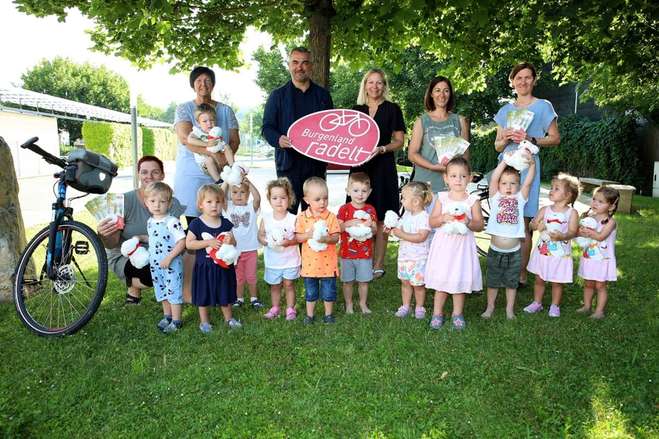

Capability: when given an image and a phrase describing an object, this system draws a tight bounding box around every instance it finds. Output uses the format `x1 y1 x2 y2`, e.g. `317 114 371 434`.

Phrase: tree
14 1 659 116
252 47 289 95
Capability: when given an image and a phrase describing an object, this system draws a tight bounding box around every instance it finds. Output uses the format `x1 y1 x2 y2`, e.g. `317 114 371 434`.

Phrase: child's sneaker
285 307 297 321
523 302 543 314
199 322 213 333
303 315 315 325
264 307 280 320
250 298 264 309
452 315 466 331
414 306 426 320
232 299 245 308
395 305 410 318
157 316 172 331
227 318 242 329
322 314 336 324
429 315 444 330
548 304 561 318
162 321 181 333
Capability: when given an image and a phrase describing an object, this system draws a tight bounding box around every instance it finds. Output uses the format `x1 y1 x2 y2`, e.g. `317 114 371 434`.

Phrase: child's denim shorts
303 277 337 302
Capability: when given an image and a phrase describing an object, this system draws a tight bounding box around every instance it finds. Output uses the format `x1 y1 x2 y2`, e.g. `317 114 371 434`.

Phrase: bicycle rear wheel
13 220 108 336
475 197 491 257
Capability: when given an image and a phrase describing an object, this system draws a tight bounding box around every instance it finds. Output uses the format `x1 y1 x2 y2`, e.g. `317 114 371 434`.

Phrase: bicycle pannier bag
65 149 118 194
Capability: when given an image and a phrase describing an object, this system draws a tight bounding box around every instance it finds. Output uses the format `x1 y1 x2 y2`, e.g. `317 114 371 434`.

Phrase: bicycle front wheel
13 220 108 336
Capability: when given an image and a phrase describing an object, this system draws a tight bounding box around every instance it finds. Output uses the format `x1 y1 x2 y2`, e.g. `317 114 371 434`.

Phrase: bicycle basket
65 149 118 194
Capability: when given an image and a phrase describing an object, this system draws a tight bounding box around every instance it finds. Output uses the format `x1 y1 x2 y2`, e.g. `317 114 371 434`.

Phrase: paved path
17 159 590 228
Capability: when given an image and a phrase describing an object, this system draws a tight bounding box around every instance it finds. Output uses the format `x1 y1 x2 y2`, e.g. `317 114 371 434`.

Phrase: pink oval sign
287 109 380 167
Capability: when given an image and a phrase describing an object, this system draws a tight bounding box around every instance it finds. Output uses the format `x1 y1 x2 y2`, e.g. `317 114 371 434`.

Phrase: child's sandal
125 292 141 305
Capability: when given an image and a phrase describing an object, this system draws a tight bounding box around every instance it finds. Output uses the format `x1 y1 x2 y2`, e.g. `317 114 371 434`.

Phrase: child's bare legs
162 301 182 321
577 280 595 313
414 285 426 309
270 284 282 309
505 288 516 319
533 276 545 303
220 305 233 322
283 279 296 310
204 156 222 183
591 281 607 319
400 281 413 308
358 282 370 314
324 301 334 317
343 282 354 314
306 300 316 318
550 283 563 306
482 287 498 318
432 291 449 316
199 306 210 325
452 293 465 317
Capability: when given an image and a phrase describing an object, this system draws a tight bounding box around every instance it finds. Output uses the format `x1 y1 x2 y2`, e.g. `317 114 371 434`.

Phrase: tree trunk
0 137 29 302
306 0 335 88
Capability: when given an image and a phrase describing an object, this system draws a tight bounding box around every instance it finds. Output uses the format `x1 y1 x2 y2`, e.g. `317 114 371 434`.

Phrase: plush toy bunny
201 232 239 267
440 203 469 235
503 139 539 171
120 237 150 269
384 210 400 229
220 164 246 187
575 216 598 249
345 210 373 242
267 227 286 251
308 220 329 252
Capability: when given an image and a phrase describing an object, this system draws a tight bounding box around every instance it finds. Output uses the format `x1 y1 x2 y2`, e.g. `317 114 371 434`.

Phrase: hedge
82 122 176 167
469 115 642 187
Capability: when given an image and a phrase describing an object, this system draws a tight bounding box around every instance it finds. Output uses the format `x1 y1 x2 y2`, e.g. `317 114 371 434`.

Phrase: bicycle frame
46 172 74 279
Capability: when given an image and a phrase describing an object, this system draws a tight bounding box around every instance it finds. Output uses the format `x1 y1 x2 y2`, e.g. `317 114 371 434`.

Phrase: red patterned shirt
337 202 377 259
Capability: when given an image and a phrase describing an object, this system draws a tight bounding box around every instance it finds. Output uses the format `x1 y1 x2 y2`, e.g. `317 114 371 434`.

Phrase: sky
0 2 273 111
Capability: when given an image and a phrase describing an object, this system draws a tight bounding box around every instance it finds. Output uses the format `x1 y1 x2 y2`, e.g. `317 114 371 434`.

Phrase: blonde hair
348 172 371 188
196 184 225 210
356 69 391 105
552 173 581 206
194 103 216 122
403 181 433 207
144 181 173 207
266 177 295 208
303 176 328 196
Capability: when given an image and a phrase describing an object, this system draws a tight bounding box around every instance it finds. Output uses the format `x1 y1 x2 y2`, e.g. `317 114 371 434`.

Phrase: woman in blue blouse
494 62 561 287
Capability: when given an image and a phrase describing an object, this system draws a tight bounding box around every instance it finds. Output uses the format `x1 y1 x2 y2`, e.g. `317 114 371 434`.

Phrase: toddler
524 173 580 317
258 178 301 320
222 178 262 309
185 184 242 332
389 181 433 320
187 103 235 184
576 186 619 319
295 177 341 324
426 157 484 330
337 172 378 314
144 182 187 333
482 157 535 319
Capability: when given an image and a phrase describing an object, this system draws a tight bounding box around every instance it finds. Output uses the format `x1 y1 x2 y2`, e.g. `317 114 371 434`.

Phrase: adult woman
98 156 185 303
174 66 240 224
351 69 406 279
494 62 560 286
408 76 470 192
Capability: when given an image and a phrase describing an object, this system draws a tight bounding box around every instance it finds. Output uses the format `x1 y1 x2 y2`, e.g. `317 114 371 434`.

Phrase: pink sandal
264 307 280 319
285 307 297 321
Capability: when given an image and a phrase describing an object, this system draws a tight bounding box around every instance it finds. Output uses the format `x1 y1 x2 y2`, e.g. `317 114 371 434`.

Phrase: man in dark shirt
261 47 334 213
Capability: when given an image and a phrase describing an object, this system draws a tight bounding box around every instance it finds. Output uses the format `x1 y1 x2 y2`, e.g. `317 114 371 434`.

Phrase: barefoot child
426 157 484 330
576 186 620 319
295 177 341 324
258 178 301 320
524 173 580 317
185 184 242 332
481 156 536 319
337 172 378 314
390 181 433 320
187 103 235 184
144 182 187 333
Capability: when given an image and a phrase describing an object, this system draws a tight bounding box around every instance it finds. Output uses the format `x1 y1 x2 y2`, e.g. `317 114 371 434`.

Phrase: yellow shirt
296 208 340 277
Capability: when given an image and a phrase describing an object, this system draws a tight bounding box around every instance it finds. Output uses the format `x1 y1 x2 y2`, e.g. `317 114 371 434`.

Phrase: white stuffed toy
220 164 246 187
120 237 150 269
575 216 598 249
503 139 539 171
384 210 400 229
308 220 329 252
201 232 239 267
440 203 469 235
267 227 286 252
345 210 373 242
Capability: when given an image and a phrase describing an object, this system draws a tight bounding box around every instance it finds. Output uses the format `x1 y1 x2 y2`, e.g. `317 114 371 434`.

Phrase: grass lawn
1 197 657 438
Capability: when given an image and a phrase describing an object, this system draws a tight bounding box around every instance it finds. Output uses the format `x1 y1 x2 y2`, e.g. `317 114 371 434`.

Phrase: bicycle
319 110 372 137
470 171 491 257
13 137 117 336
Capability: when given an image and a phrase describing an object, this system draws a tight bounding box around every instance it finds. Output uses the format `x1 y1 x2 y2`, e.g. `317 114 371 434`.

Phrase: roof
0 85 171 128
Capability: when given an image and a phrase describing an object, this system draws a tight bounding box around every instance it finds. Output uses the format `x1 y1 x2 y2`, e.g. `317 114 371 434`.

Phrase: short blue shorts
264 266 300 285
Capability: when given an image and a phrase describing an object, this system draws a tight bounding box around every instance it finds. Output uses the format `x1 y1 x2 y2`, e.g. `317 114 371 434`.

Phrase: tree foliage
16 0 658 118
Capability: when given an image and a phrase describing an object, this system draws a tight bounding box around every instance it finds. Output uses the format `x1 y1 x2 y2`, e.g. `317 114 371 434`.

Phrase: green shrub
80 121 112 156
469 115 642 187
142 127 155 156
82 121 142 167
150 127 177 161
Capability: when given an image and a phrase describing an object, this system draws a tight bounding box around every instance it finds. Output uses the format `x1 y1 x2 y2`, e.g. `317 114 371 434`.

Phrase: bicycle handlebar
20 137 67 168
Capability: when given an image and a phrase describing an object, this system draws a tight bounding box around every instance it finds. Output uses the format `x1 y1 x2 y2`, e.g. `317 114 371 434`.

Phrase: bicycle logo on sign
319 110 372 137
